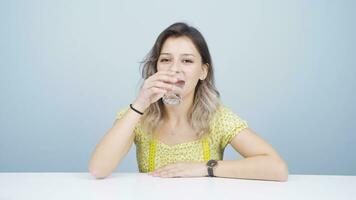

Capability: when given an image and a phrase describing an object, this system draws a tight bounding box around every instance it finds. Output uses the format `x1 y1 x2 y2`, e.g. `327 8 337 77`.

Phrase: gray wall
0 0 355 175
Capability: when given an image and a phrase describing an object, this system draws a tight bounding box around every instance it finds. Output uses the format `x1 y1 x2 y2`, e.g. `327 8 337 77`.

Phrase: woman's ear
200 63 209 80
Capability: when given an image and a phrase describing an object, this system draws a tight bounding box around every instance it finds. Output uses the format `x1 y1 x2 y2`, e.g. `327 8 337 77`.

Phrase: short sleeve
115 107 130 121
212 106 249 149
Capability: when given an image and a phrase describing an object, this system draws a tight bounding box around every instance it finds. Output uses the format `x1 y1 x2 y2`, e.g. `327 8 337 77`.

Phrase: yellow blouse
115 105 248 172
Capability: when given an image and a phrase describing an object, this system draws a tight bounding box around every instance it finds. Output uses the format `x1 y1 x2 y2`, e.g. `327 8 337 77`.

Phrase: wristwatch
206 159 218 177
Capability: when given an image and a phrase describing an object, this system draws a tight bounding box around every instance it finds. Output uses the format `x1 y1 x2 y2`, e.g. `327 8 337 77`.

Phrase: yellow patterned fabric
115 105 248 172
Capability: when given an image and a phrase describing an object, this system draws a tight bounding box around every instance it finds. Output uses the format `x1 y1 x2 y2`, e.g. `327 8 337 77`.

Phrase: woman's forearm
89 104 143 179
214 155 289 181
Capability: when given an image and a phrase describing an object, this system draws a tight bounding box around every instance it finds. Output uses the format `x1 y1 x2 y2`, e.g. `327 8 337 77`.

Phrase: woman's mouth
176 80 186 88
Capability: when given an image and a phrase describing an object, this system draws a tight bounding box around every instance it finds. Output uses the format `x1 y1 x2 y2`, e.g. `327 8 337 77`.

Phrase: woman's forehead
160 36 199 57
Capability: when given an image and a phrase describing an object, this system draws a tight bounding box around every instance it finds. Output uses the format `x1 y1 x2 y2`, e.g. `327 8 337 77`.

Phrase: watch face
207 160 218 167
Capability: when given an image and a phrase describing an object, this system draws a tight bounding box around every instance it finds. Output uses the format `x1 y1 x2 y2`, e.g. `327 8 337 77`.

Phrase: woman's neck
163 91 194 124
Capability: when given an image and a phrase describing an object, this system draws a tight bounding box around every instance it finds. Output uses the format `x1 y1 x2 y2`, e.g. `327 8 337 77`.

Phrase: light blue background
0 0 355 175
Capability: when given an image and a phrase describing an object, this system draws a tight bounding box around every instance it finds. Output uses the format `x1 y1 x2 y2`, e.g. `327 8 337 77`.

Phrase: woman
89 22 289 181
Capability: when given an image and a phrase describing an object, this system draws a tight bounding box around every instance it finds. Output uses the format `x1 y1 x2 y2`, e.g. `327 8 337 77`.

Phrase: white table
0 173 355 200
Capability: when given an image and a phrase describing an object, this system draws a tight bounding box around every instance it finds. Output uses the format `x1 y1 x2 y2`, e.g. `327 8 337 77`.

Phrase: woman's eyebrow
160 53 195 57
160 53 171 56
181 53 195 57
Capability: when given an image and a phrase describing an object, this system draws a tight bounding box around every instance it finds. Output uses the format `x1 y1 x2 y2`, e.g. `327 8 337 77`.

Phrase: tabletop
1 173 355 200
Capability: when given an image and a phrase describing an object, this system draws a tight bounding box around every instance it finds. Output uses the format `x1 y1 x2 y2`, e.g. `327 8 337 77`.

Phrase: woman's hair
139 22 221 137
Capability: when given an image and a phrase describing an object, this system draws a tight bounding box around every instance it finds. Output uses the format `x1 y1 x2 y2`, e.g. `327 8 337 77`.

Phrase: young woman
89 22 289 181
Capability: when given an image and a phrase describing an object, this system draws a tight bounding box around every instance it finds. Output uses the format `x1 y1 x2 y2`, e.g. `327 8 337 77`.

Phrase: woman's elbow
88 165 111 179
275 159 289 182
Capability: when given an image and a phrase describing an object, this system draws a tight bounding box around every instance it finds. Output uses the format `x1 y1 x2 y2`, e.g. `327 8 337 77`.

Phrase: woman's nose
169 61 181 71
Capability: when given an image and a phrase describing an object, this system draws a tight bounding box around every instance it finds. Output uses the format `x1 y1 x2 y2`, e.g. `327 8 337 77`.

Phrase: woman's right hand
132 70 182 112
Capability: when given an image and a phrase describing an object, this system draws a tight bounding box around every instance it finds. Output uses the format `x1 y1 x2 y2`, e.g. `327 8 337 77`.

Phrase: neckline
150 133 207 148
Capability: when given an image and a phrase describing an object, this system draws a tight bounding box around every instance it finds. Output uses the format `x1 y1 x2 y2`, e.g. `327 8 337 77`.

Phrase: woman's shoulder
210 104 248 133
211 104 241 120
210 104 249 148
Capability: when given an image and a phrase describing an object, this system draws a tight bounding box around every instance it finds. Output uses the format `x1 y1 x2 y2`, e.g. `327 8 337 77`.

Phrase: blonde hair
138 22 221 138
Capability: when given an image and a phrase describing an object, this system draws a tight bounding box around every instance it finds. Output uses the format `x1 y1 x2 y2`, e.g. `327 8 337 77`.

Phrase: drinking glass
162 71 185 105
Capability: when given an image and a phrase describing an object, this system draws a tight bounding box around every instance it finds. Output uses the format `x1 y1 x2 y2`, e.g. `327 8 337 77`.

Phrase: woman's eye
183 59 193 63
160 58 170 63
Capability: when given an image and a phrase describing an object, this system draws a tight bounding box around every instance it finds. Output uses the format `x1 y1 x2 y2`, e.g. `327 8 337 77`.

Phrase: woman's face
156 36 208 98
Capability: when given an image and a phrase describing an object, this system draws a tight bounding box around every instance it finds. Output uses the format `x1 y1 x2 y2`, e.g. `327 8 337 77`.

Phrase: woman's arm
89 71 180 179
214 128 289 181
88 101 145 179
150 128 288 181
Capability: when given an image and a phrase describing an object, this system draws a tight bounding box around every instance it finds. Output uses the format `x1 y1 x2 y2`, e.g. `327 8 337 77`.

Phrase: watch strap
207 159 218 177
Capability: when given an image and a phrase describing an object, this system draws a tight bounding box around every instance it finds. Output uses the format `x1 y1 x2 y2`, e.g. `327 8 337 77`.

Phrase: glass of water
162 71 185 105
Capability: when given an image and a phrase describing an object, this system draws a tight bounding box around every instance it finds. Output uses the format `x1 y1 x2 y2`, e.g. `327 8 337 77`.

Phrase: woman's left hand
148 162 208 178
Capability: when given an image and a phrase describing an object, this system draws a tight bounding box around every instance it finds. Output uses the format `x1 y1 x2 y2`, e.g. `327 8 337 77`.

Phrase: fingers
149 87 167 102
149 164 173 174
151 74 178 84
154 168 183 178
145 80 171 91
149 164 183 178
143 70 183 94
159 169 182 178
148 86 167 95
152 164 175 174
147 70 179 83
146 81 182 94
138 70 182 105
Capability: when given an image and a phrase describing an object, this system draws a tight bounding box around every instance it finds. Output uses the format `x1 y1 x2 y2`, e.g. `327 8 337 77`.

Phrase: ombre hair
139 22 221 138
